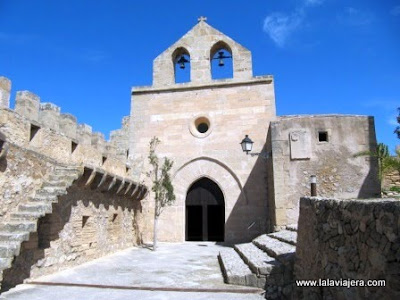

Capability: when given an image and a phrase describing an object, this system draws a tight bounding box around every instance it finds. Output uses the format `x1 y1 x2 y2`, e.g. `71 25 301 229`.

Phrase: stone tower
130 18 276 243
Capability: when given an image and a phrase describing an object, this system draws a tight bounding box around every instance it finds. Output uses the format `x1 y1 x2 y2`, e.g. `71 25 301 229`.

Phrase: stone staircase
218 225 298 299
0 166 82 288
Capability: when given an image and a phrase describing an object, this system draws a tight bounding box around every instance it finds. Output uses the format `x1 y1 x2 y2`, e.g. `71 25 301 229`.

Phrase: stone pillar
15 91 40 122
77 124 92 145
0 77 11 108
59 113 77 139
39 102 60 131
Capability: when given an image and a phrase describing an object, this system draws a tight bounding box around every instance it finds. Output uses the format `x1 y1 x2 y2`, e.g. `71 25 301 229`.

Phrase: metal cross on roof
198 16 207 22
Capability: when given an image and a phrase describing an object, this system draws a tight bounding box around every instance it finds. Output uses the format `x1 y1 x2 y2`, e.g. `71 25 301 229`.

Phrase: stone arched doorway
185 177 225 242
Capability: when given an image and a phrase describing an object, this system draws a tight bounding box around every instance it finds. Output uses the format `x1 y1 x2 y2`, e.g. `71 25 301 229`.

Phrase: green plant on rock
147 137 176 251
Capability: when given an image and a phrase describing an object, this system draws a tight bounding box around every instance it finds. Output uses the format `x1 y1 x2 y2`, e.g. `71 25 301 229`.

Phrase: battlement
0 76 131 178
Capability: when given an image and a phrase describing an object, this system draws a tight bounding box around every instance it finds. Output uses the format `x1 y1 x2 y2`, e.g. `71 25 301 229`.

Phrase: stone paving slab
269 230 297 246
1 243 264 300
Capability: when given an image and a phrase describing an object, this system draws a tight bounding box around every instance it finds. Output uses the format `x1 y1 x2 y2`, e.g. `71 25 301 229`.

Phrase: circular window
197 123 209 133
189 116 212 138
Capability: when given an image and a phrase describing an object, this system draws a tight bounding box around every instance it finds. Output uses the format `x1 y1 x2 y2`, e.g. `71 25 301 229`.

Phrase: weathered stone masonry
0 77 147 291
295 197 400 299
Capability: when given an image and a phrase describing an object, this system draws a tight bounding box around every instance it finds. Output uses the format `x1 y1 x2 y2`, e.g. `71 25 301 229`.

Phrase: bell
177 55 189 70
217 51 225 67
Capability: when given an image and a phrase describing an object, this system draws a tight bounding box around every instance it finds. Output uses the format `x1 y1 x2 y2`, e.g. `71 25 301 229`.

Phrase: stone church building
0 17 381 292
130 18 380 244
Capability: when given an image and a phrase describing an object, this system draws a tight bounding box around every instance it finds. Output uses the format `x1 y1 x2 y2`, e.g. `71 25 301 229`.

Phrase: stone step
30 194 58 203
0 231 30 242
0 257 13 270
218 248 259 287
286 224 298 232
0 242 21 257
0 221 37 233
253 235 296 264
35 188 66 198
41 180 69 188
10 211 45 221
48 174 78 182
234 243 283 276
53 167 80 177
269 230 297 246
18 203 52 214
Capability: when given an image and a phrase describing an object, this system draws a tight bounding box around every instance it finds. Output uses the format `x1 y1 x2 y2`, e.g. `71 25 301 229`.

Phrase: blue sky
1 0 399 152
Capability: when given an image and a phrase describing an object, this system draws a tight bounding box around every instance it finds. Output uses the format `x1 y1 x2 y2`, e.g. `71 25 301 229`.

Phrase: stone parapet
295 197 400 299
0 76 131 178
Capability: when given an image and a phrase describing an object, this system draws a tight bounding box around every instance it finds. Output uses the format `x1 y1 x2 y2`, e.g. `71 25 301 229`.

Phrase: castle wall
295 197 400 299
2 185 141 288
130 77 276 244
0 76 146 290
270 115 380 230
0 78 131 178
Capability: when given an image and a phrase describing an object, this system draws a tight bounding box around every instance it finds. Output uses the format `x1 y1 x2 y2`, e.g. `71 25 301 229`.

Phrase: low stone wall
295 197 400 299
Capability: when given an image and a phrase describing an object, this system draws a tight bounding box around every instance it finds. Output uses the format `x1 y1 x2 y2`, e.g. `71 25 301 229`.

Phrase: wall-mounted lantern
240 135 270 159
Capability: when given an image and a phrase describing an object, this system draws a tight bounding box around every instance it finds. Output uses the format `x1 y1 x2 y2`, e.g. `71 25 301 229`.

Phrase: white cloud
263 10 304 47
263 0 325 47
390 5 400 16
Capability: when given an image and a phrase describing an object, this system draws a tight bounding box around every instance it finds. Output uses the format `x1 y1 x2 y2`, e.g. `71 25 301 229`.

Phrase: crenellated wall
0 76 131 177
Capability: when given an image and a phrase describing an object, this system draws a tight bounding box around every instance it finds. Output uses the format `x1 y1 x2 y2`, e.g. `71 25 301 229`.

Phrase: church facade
129 19 380 244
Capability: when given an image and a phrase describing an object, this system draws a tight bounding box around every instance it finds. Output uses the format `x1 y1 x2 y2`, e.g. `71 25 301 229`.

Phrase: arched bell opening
210 41 233 80
172 47 191 83
185 177 225 242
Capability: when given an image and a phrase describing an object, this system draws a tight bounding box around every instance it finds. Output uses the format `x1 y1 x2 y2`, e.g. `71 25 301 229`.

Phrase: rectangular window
318 131 328 142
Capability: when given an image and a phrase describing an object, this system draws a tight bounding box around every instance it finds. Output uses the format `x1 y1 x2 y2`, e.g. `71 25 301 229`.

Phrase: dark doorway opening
185 177 224 242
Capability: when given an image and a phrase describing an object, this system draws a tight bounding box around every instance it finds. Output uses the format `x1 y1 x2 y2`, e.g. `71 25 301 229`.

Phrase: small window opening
102 156 107 165
71 141 78 153
211 48 233 80
112 214 118 222
197 123 209 133
126 166 131 174
319 131 328 142
126 149 129 158
82 216 89 228
30 124 40 142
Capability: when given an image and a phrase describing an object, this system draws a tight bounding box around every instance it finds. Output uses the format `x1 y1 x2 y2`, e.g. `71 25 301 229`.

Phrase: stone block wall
2 182 142 289
295 197 400 299
269 115 380 230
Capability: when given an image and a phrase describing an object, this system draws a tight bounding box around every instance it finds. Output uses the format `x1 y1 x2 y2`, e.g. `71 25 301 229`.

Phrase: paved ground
1 242 264 300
